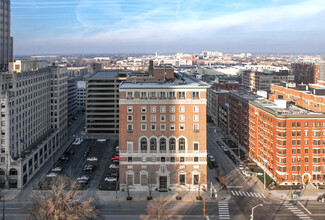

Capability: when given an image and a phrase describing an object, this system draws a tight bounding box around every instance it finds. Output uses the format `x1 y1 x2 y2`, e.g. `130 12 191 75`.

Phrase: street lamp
250 204 263 220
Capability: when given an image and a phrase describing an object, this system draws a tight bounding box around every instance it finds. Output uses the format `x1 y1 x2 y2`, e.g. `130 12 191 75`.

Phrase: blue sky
12 0 325 55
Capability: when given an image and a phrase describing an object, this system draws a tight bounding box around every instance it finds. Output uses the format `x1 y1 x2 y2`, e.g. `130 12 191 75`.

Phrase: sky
11 0 325 55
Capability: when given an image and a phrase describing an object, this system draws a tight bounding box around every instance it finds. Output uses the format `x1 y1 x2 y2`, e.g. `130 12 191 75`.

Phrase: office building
0 0 13 70
77 81 86 111
68 78 78 119
85 70 127 136
119 71 209 191
0 60 67 189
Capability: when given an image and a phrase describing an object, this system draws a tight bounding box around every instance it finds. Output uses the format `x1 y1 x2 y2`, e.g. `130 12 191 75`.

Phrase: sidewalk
1 189 20 201
82 188 231 202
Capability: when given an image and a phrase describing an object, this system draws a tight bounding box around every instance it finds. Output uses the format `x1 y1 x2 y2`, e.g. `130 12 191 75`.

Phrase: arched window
9 168 18 176
140 138 147 152
160 138 166 152
179 138 185 151
0 169 4 175
150 138 157 152
169 138 176 151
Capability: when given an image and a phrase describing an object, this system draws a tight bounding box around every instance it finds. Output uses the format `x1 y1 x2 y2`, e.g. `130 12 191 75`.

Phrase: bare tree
141 200 169 220
218 171 229 189
25 175 97 220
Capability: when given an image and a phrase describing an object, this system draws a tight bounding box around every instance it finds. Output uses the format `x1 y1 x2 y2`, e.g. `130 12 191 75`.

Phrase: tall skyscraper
0 0 13 70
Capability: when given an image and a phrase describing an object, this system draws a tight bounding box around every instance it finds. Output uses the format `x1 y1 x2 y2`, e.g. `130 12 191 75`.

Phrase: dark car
99 182 118 191
317 194 325 202
60 155 69 162
212 160 218 168
65 150 74 155
83 150 89 158
83 164 95 172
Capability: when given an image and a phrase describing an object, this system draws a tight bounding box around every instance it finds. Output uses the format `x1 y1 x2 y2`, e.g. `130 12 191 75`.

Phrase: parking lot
38 138 119 191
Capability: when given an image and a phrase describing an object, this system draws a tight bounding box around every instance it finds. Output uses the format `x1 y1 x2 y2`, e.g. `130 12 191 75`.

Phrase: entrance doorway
159 176 167 191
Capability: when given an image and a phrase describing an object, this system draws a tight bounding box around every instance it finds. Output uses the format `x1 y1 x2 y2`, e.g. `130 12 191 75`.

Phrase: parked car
238 163 245 170
104 176 117 182
115 146 119 152
83 164 95 172
112 160 119 165
46 173 58 178
65 150 74 155
87 157 98 162
317 194 325 202
77 179 89 185
111 156 119 161
77 176 90 181
242 170 253 177
212 160 218 168
51 167 62 172
109 170 119 178
97 139 106 142
60 155 69 162
73 138 83 145
83 150 89 158
109 164 119 169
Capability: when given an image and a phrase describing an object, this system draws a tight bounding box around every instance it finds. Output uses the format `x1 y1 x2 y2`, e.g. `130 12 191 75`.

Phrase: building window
305 166 308 171
151 124 156 131
194 157 199 162
127 92 133 99
141 174 148 186
151 115 156 122
179 106 185 113
192 91 199 99
160 124 166 131
305 157 308 162
305 122 308 127
180 124 185 130
193 174 199 185
127 174 134 186
142 157 146 162
127 106 133 113
141 124 147 131
141 115 147 122
141 138 147 151
169 106 175 113
160 138 166 152
140 92 147 99
193 124 199 132
169 138 176 151
179 138 185 151
128 157 133 162
170 124 175 130
170 115 175 122
169 91 176 99
160 106 166 113
180 157 185 162
160 115 166 122
150 106 156 113
179 115 185 122
141 106 147 113
127 124 133 133
178 91 185 99
150 92 157 99
179 174 186 185
193 115 199 122
194 143 199 151
193 106 199 113
161 157 166 162
127 115 133 122
170 157 175 162
160 91 166 99
127 142 133 153
151 157 156 162
150 138 157 152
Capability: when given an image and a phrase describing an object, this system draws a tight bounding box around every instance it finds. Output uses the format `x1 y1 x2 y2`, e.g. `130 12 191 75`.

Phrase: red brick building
229 92 325 185
119 72 210 191
211 80 239 91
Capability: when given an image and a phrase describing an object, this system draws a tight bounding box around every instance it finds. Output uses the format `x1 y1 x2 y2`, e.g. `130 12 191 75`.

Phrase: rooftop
120 73 210 89
232 92 324 116
90 71 120 79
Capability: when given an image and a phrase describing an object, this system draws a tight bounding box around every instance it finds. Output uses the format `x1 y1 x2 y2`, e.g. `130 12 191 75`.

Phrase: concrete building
68 78 78 119
85 70 127 136
0 60 67 189
228 92 325 185
119 72 209 191
242 70 294 92
67 67 88 78
0 0 13 70
207 89 229 126
270 82 325 113
77 81 86 112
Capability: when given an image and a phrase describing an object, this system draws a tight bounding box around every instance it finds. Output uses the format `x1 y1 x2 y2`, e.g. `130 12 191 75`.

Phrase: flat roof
90 71 119 79
232 92 323 116
120 74 210 89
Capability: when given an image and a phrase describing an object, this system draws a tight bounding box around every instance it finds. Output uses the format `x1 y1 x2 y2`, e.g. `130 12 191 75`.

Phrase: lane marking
298 201 312 215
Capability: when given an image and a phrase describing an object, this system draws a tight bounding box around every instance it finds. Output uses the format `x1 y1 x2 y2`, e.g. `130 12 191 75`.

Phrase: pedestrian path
283 201 312 219
218 201 230 219
230 190 267 199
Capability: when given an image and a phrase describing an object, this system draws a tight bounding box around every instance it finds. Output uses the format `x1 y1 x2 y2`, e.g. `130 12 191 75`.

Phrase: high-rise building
0 0 13 70
119 71 209 191
0 60 67 189
68 78 78 119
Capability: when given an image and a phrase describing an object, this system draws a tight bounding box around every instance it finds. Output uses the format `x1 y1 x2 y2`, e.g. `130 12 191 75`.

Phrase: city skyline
12 0 325 55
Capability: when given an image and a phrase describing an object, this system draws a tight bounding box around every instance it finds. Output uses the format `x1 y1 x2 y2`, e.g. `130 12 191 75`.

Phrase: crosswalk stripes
283 201 312 220
218 202 230 220
231 190 267 198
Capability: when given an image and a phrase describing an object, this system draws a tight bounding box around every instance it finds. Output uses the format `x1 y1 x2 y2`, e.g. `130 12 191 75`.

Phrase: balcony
127 130 133 133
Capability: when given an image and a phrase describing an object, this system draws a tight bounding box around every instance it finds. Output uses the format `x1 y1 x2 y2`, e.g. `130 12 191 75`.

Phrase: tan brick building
119 73 210 191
